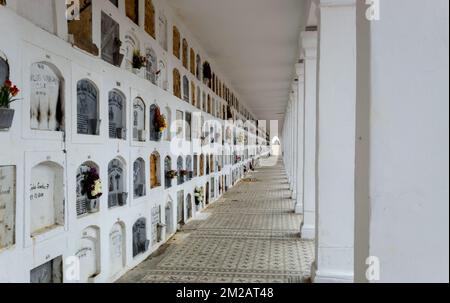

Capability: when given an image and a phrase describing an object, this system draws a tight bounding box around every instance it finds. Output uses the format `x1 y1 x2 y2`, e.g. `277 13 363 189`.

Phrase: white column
312 0 356 283
300 30 318 239
295 63 305 214
291 86 298 199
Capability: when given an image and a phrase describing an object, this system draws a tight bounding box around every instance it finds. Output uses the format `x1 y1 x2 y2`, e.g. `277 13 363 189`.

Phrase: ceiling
167 0 306 125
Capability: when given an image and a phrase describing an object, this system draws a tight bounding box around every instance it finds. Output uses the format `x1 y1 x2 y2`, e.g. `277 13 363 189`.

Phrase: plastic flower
10 86 19 97
4 80 12 88
91 180 103 198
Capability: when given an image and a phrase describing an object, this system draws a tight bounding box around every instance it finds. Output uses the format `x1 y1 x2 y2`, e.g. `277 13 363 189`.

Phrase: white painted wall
355 0 449 283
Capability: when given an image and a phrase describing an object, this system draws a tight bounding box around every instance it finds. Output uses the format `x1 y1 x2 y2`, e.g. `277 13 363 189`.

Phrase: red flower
4 80 12 88
10 86 19 97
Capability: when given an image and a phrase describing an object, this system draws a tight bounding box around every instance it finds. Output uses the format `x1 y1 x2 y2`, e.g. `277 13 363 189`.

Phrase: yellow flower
91 180 102 197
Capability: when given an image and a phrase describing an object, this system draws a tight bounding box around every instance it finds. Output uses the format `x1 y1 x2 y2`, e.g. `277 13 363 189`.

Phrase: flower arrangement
83 167 103 199
132 49 147 69
166 170 178 179
179 170 188 177
194 187 204 205
0 80 20 108
154 106 168 133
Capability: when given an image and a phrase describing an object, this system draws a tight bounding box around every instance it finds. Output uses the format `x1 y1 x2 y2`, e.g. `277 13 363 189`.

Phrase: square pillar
301 30 318 239
295 63 305 214
312 0 356 283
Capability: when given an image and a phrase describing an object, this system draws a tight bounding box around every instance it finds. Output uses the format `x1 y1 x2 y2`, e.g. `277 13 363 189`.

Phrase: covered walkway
119 157 314 283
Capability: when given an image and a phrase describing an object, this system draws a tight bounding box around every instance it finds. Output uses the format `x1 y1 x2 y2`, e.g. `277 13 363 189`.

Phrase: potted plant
132 49 146 75
0 80 20 130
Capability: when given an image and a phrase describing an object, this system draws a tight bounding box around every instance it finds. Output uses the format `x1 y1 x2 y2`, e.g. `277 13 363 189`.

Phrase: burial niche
77 79 99 135
145 0 156 38
205 154 210 175
163 106 171 141
211 177 215 199
30 256 62 283
68 0 98 56
108 90 126 139
145 48 157 85
182 39 188 69
173 26 181 59
30 62 64 131
205 182 210 204
173 69 181 99
196 54 201 80
177 190 184 228
176 110 183 139
191 82 196 107
132 218 149 257
193 154 198 177
0 166 15 250
183 76 189 102
30 162 64 237
186 194 192 220
109 222 125 277
108 158 127 208
133 158 146 198
186 156 193 181
190 49 196 75
77 226 101 282
150 152 161 189
123 32 139 71
151 205 162 244
133 98 146 142
76 162 101 217
16 0 55 34
158 13 168 51
125 0 139 25
185 112 192 142
101 12 122 67
149 104 162 141
199 154 204 176
177 156 184 185
164 156 172 189
158 60 168 90
165 199 173 237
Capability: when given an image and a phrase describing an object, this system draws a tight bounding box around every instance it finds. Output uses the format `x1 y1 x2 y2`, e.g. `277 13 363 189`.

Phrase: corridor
119 157 315 283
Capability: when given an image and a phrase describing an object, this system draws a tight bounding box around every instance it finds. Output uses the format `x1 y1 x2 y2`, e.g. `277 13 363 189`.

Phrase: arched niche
150 152 161 189
158 13 168 51
109 222 126 277
177 156 184 185
132 218 149 257
125 0 139 25
177 190 184 228
182 39 188 69
77 226 101 283
0 51 9 85
196 87 201 109
149 104 162 141
186 156 193 181
186 194 192 220
108 158 127 208
205 154 210 175
195 54 201 80
190 48 196 75
193 154 198 177
164 156 172 189
202 61 211 86
108 90 126 139
123 32 140 71
145 48 157 85
205 182 210 205
158 60 167 90
163 106 172 141
144 0 156 38
151 205 162 243
30 62 64 131
191 81 196 107
183 76 189 102
132 97 146 142
76 162 100 217
185 112 192 142
173 68 181 99
199 154 204 176
172 26 181 59
210 177 215 199
165 197 173 237
101 11 121 67
210 154 214 173
77 79 99 135
133 158 146 198
30 161 64 236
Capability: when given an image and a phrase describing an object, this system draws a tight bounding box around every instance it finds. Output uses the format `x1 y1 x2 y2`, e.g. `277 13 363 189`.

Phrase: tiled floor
118 157 315 283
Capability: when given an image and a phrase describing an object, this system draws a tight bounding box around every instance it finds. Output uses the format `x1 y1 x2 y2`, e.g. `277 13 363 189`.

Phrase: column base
300 224 315 239
311 262 354 283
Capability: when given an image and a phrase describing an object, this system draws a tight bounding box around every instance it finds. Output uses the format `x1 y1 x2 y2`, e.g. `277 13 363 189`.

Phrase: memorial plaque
108 159 124 208
110 223 124 275
186 195 192 220
0 166 15 249
125 0 139 25
149 104 160 141
144 0 155 38
77 80 99 135
150 152 160 188
133 159 145 198
123 34 138 71
173 69 181 99
77 227 100 282
177 190 184 225
101 12 121 67
164 156 172 189
158 14 168 51
185 112 192 142
30 63 63 131
172 26 180 59
30 256 62 283
165 200 173 236
158 60 167 90
0 56 9 86
132 218 148 257
145 48 157 85
108 90 125 139
182 39 188 69
133 98 145 141
177 156 183 185
151 205 161 243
